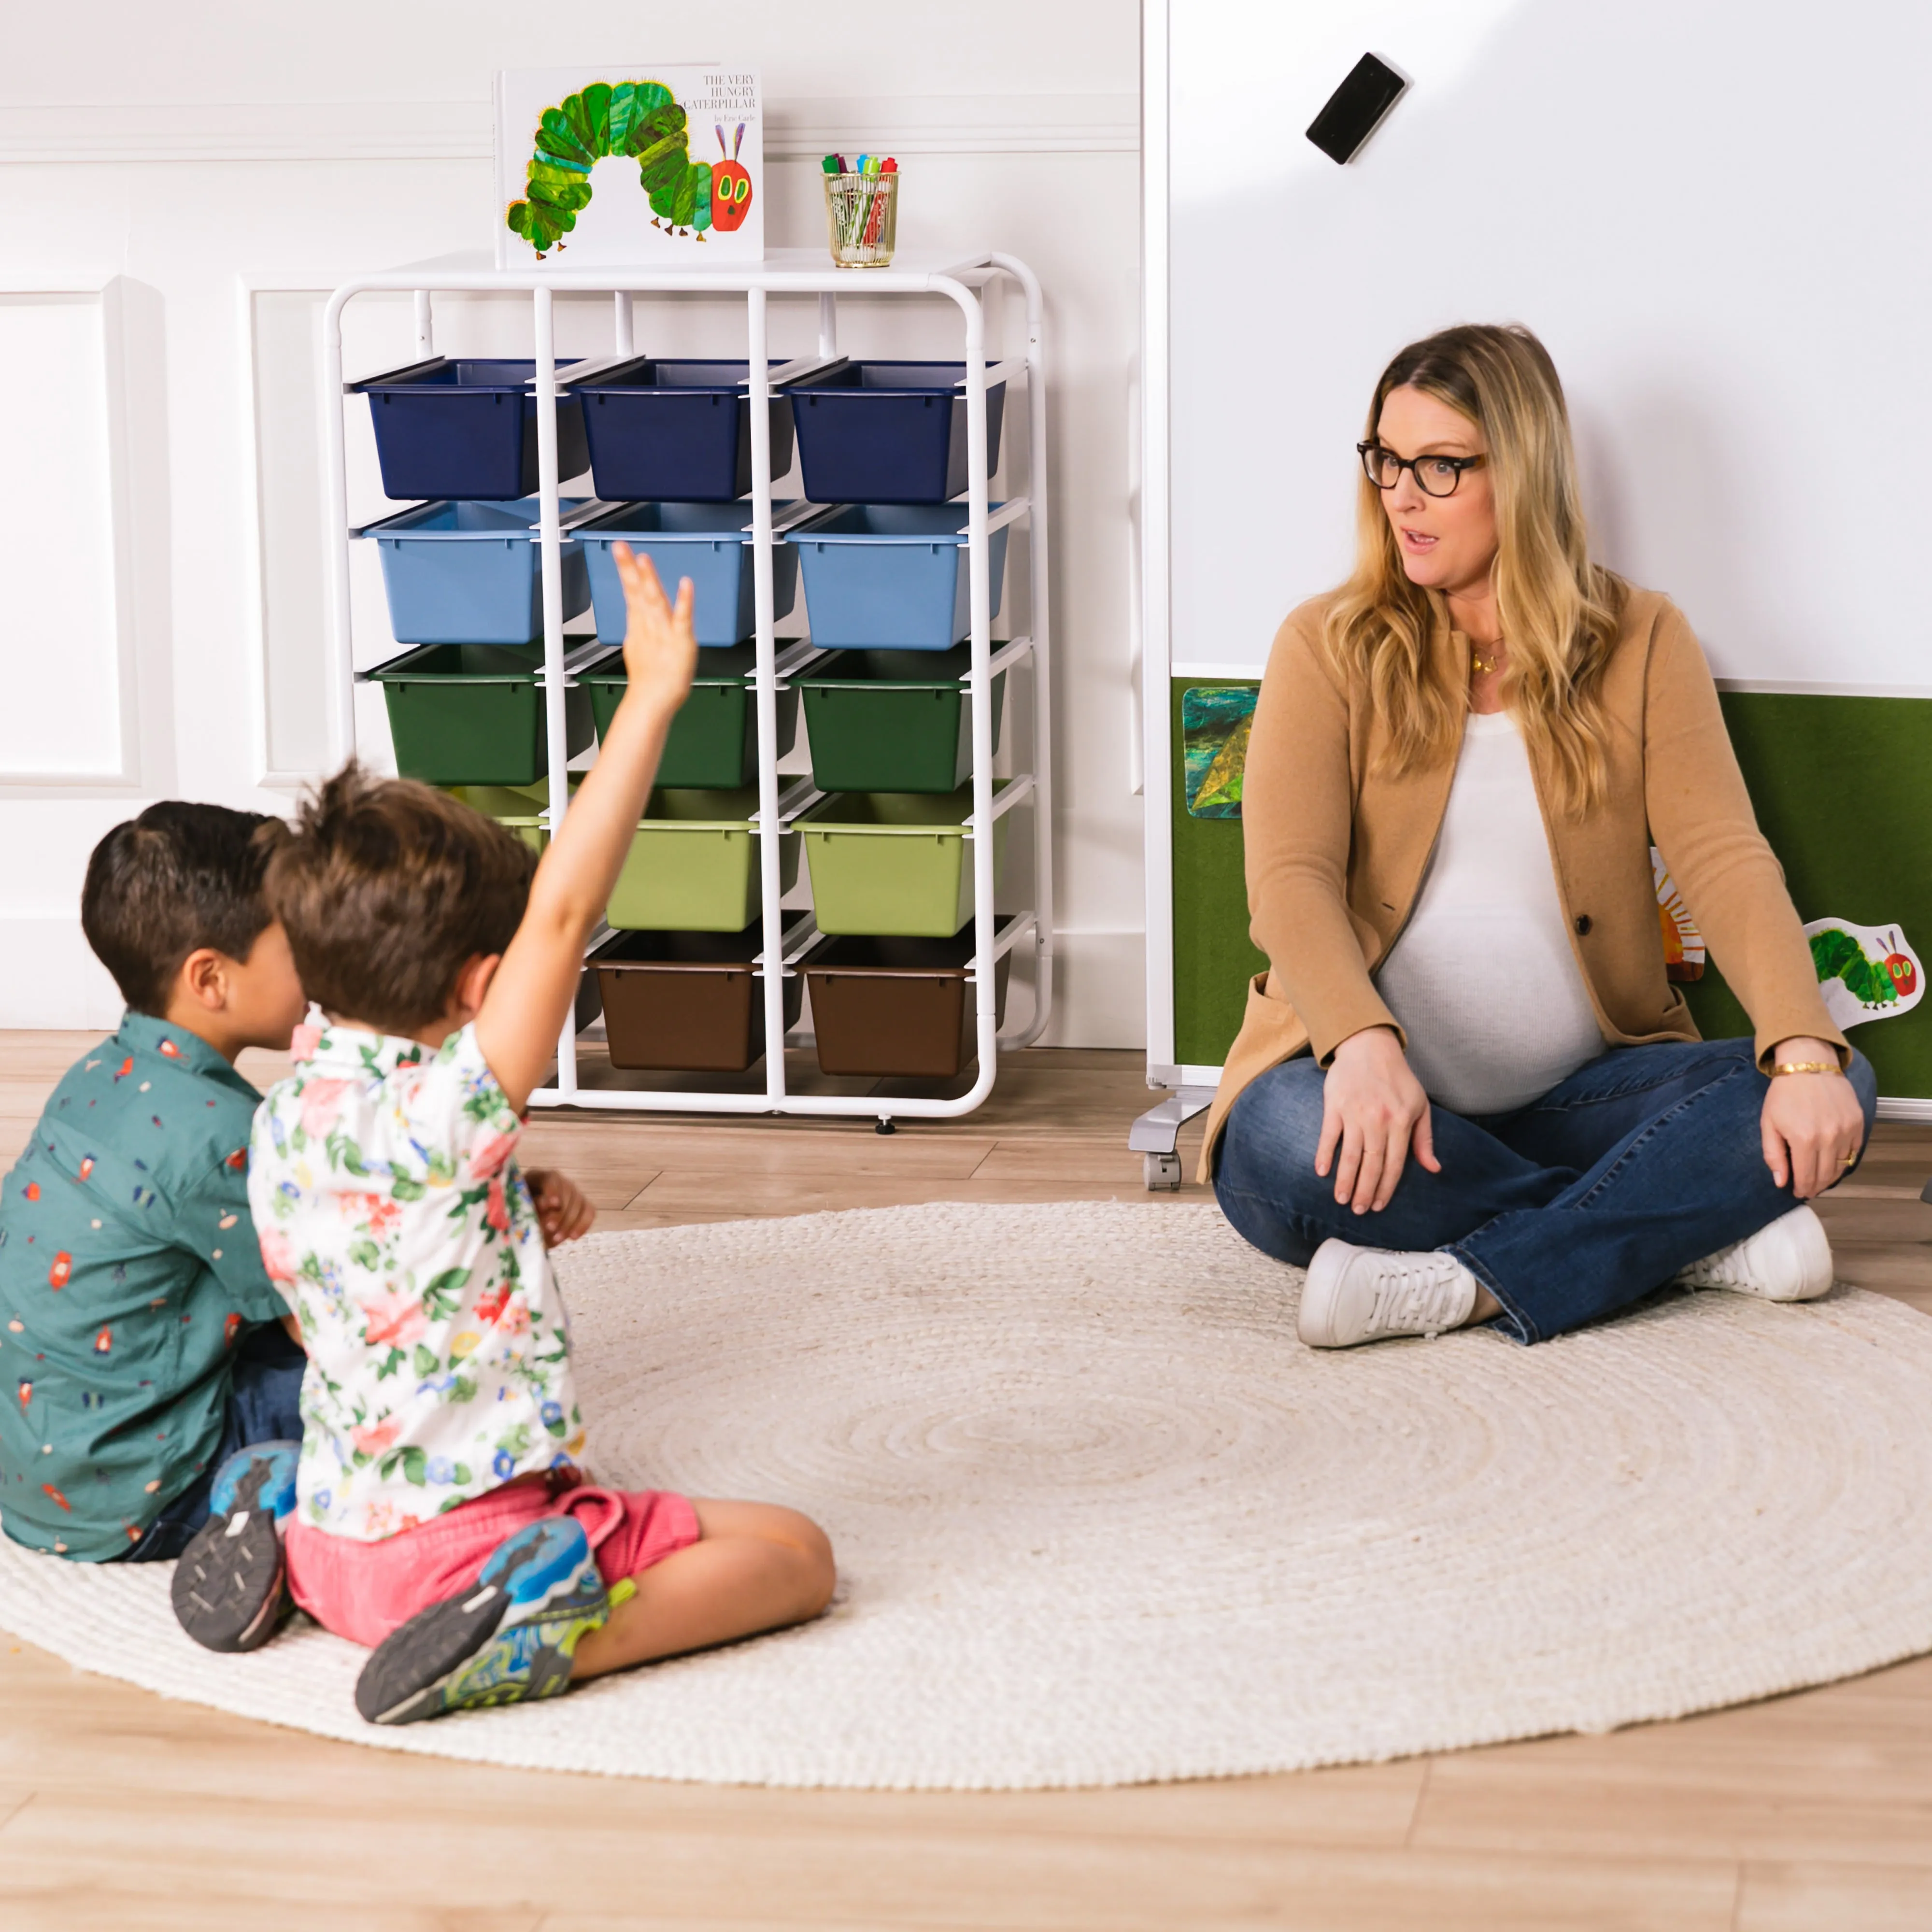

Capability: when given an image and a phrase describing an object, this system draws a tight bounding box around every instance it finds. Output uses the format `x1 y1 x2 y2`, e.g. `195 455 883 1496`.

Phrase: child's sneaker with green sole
354 1515 627 1726
171 1441 301 1653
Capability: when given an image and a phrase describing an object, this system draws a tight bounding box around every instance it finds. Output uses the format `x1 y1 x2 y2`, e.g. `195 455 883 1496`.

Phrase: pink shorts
285 1469 701 1649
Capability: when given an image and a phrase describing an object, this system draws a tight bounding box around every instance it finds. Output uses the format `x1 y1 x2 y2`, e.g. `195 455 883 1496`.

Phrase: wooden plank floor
0 1030 1929 1931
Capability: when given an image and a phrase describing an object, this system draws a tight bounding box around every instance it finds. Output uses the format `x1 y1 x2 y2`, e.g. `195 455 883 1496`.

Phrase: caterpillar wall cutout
1804 919 1924 1034
493 67 764 268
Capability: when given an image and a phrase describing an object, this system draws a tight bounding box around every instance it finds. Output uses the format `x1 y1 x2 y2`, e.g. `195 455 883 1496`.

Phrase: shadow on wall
1570 385 1776 685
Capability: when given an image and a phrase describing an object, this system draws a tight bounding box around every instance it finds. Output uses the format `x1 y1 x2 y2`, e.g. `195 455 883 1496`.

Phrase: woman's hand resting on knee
1317 1025 1441 1214
1762 1037 1867 1199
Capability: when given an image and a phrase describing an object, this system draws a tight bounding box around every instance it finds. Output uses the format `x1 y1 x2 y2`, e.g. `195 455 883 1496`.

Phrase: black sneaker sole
171 1507 290 1653
355 1578 511 1726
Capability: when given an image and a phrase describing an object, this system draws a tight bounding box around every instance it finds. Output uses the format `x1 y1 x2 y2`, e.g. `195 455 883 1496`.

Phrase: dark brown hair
267 765 537 1032
82 802 289 1016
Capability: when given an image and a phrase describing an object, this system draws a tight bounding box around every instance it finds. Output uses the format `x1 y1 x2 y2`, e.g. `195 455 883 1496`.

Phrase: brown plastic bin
804 934 1011 1079
591 927 802 1073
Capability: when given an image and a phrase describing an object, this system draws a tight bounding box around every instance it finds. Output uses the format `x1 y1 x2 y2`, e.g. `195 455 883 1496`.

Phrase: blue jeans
1213 1038 1878 1344
121 1321 306 1562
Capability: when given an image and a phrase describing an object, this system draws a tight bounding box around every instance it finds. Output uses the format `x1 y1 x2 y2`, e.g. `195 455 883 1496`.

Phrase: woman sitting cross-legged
1204 322 1875 1348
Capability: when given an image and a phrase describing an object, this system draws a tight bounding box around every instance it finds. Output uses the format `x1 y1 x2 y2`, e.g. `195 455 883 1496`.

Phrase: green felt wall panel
1169 681 1932 1096
1681 692 1932 1096
1171 680 1264 1066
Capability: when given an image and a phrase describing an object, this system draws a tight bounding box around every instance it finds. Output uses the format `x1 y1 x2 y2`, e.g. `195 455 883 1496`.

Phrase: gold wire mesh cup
824 172 899 268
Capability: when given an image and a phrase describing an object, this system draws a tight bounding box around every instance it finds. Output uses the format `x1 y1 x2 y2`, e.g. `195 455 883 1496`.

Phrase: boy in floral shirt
221 546 833 1725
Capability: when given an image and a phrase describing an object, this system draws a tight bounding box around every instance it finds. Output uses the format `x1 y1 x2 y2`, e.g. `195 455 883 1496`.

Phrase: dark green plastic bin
795 646 1007 795
582 645 798 790
367 644 592 786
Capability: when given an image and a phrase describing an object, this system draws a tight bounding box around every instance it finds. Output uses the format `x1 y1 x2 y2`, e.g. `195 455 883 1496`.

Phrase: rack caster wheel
1144 1151 1182 1191
875 1116 896 1136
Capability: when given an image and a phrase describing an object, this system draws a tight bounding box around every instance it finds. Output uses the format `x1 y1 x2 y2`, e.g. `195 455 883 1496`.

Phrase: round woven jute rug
2 1201 1931 1789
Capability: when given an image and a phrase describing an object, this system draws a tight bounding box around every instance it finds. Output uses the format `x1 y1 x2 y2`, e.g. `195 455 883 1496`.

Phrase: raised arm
477 546 698 1110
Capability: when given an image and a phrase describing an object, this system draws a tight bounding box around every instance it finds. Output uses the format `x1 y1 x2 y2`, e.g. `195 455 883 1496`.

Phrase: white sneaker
1673 1204 1833 1304
1298 1240 1481 1348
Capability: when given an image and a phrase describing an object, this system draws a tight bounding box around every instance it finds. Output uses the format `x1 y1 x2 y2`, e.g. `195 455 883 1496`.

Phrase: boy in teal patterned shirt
0 805 308 1561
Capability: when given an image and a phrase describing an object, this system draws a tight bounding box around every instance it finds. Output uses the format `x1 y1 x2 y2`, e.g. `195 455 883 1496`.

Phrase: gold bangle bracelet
1771 1061 1840 1077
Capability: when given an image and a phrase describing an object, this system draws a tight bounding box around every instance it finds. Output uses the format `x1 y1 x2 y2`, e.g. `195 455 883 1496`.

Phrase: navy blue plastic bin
565 358 796 503
784 504 1009 651
779 362 1006 505
351 359 590 501
574 502 802 647
356 498 591 645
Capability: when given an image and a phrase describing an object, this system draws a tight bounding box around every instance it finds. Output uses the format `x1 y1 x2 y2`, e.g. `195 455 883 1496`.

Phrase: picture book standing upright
495 66 764 266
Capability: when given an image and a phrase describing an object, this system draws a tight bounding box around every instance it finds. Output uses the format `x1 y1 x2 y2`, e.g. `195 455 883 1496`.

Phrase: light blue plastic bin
573 502 803 647
784 504 1009 651
356 498 591 645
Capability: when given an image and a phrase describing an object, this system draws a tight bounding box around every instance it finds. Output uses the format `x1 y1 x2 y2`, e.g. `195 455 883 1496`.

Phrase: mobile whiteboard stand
1129 8 1215 1189
322 248 1052 1128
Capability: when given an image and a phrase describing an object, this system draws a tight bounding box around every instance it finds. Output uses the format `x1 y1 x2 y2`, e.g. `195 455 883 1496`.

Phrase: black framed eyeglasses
1357 442 1486 498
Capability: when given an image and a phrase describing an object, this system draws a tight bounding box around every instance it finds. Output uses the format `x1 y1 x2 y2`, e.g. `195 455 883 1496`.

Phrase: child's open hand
526 1168 595 1248
611 542 697 715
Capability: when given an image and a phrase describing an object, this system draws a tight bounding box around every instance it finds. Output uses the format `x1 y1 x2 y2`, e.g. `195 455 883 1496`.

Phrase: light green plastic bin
445 780 558 855
440 782 608 1031
798 784 1011 938
607 786 801 933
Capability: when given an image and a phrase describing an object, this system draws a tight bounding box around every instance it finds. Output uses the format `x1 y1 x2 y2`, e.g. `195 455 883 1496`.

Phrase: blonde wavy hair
1326 324 1624 813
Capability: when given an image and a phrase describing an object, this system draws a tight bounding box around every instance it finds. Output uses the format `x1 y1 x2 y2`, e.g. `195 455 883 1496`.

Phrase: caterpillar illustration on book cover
495 68 763 266
507 84 752 255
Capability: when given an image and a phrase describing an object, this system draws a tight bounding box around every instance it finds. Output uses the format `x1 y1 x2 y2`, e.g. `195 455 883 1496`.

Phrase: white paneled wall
246 290 338 783
0 4 1144 1038
0 292 129 781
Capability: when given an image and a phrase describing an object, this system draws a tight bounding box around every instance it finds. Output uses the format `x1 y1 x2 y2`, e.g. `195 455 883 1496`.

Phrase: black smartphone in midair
1306 54 1407 164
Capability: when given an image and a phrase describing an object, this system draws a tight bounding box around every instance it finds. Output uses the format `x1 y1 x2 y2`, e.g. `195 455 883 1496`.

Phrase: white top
1375 711 1606 1117
249 1020 586 1542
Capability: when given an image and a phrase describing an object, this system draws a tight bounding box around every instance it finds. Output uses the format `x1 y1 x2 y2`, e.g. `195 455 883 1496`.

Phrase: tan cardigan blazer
1197 585 1845 1179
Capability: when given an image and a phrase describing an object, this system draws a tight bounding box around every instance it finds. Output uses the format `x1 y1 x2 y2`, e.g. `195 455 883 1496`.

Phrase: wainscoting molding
0 281 139 789
0 96 1139 166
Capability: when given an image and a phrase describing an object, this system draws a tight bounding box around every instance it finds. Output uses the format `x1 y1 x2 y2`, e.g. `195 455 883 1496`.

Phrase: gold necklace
1471 645 1499 675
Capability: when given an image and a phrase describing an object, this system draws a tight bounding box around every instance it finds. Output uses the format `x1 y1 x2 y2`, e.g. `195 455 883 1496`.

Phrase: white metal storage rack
321 248 1051 1127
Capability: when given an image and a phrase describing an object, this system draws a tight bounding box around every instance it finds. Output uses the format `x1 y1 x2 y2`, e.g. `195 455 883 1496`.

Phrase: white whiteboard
1161 0 1932 692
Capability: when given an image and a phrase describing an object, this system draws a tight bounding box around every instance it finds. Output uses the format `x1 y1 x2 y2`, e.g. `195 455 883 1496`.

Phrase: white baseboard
0 919 123 1029
1876 1097 1932 1124
1149 1062 1932 1122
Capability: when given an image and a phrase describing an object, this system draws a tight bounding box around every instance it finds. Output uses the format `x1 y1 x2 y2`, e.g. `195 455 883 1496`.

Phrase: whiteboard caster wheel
1144 1152 1182 1191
